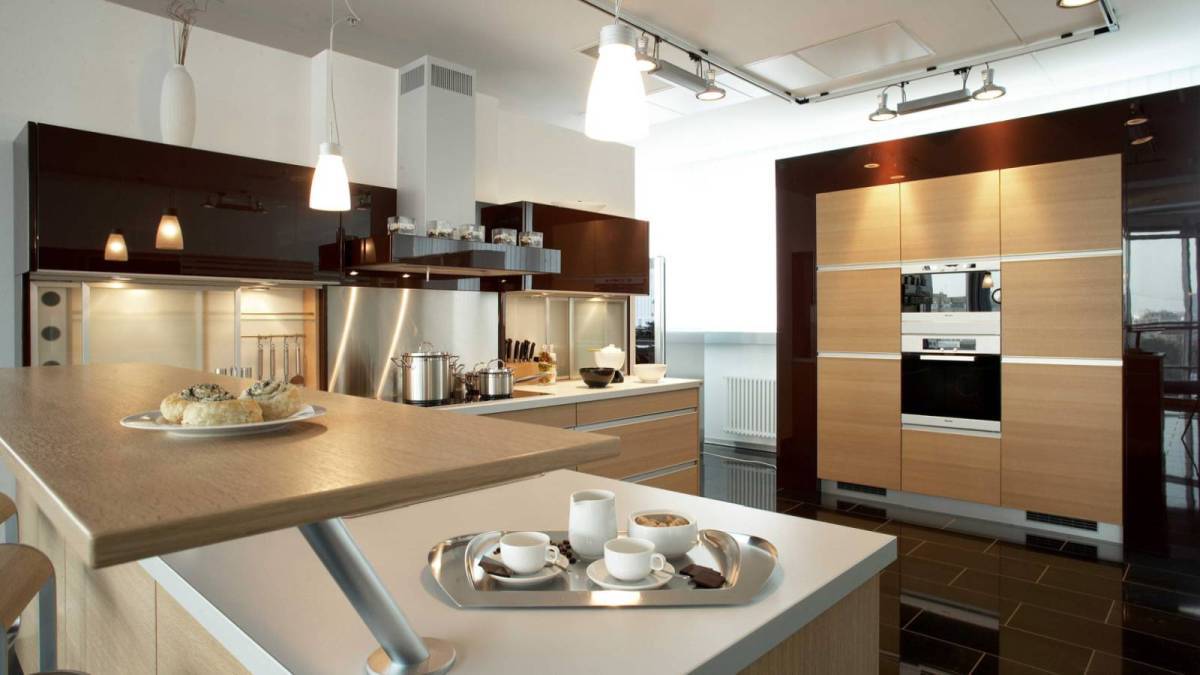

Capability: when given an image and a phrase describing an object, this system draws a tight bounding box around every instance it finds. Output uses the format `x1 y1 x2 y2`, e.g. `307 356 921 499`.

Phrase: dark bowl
579 367 616 388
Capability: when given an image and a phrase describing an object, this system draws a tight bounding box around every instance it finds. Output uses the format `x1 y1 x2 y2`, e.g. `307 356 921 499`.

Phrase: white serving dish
120 404 326 437
633 363 668 383
627 509 699 558
594 344 626 370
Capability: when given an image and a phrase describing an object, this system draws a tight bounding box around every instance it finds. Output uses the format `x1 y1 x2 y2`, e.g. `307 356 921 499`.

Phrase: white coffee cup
603 537 666 582
499 531 559 575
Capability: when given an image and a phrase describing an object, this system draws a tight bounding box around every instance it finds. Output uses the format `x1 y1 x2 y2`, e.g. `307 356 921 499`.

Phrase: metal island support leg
299 518 456 675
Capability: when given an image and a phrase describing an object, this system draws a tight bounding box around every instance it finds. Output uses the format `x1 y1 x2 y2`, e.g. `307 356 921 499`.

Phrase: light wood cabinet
902 430 1000 505
817 357 901 490
578 412 699 480
490 404 576 428
1001 363 1122 524
157 589 250 674
1000 155 1122 255
1001 256 1123 359
900 171 1000 260
577 388 698 426
637 464 700 496
816 184 900 266
817 268 899 354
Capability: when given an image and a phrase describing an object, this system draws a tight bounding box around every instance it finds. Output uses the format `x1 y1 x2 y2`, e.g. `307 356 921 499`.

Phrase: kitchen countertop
150 470 896 675
0 364 619 567
439 377 702 415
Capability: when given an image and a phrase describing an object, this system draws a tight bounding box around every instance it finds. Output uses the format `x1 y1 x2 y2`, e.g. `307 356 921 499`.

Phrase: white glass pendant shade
155 209 184 250
310 142 351 211
585 23 648 144
104 230 128 262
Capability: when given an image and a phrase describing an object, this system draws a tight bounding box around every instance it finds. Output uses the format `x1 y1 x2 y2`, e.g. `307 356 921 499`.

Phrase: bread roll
240 380 302 421
182 399 263 426
160 384 233 424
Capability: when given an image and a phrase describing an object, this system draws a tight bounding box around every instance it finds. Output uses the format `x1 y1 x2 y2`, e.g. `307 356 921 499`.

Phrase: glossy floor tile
780 494 1200 674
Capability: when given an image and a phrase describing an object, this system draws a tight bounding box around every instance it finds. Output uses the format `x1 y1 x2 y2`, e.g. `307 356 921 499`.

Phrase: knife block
510 361 541 381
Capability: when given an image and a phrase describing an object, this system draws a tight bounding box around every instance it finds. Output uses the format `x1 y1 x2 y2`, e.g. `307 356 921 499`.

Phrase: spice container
537 344 557 385
519 230 544 248
427 220 455 239
457 224 485 242
387 216 416 235
491 228 518 245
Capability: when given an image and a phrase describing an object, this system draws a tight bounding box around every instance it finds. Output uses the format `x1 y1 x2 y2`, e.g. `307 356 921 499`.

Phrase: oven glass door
901 353 1001 426
902 271 1000 313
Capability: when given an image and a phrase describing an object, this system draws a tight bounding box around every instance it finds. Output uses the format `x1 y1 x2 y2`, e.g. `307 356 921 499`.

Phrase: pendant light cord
326 0 361 146
613 0 622 23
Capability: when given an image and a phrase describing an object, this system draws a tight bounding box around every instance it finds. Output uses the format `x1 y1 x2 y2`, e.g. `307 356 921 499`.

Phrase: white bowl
594 349 626 370
627 510 698 558
633 363 667 383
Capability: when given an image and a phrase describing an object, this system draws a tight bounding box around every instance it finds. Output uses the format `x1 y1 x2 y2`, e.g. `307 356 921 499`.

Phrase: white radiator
723 376 777 439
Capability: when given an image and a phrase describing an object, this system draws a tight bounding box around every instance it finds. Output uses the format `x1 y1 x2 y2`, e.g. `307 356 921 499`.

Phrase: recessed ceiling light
348 270 359 276
1125 103 1149 126
402 273 411 279
1057 0 1098 7
864 162 880 169
868 92 897 122
1130 133 1154 146
890 174 906 180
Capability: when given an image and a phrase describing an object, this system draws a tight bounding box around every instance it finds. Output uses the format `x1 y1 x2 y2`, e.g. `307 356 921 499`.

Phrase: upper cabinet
1000 155 1122 255
900 171 999 261
816 184 900 266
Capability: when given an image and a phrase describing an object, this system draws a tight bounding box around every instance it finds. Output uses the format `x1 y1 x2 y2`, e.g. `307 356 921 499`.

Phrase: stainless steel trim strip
817 352 902 361
901 424 1002 440
999 249 1122 263
1001 356 1122 367
816 262 901 272
901 413 1001 433
624 460 699 484
919 354 976 362
900 258 1000 274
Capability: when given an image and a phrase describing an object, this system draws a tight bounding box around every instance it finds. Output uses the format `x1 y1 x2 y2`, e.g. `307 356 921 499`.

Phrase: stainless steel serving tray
427 529 778 608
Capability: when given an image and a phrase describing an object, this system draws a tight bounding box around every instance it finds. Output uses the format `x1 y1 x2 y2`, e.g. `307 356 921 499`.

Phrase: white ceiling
107 0 1116 133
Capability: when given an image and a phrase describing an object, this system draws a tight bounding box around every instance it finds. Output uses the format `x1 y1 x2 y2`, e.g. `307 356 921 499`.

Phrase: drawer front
902 429 1000 505
1001 256 1123 359
1000 154 1121 255
636 464 699 495
816 183 900 266
900 170 1000 261
578 412 699 479
487 404 577 428
817 268 899 354
576 388 698 426
1001 363 1122 524
817 357 901 490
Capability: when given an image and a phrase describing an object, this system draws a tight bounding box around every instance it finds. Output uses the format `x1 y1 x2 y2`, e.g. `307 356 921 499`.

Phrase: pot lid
475 359 513 374
405 341 454 358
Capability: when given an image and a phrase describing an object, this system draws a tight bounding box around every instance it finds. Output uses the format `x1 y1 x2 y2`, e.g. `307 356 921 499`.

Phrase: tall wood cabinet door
1000 155 1122 255
816 184 900 266
1001 256 1123 359
818 357 901 489
817 268 899 354
900 171 999 261
1001 363 1122 524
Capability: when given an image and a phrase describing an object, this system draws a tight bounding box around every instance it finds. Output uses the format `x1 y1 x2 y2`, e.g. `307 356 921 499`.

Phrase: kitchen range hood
322 56 560 279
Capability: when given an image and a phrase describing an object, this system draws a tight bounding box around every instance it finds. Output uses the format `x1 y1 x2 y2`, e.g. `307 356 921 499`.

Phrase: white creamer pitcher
568 489 617 558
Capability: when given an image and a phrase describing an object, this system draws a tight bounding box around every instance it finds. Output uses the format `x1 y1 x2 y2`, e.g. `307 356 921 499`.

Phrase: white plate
586 559 674 591
119 404 326 437
481 557 565 587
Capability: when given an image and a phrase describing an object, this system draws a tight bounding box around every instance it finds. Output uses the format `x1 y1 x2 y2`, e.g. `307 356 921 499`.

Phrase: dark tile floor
777 496 1200 674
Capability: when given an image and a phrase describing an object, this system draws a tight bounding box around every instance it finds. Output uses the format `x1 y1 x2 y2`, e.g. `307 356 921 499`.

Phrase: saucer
586 559 675 591
481 557 565 587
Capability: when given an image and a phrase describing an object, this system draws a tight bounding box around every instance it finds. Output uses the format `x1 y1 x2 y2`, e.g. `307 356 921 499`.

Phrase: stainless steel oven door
901 260 1000 335
901 351 1001 433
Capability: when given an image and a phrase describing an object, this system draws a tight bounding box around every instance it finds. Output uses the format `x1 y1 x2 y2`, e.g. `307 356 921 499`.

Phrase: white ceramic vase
160 64 196 146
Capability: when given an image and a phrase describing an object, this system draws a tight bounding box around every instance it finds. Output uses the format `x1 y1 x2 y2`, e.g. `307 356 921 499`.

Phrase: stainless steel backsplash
325 287 498 399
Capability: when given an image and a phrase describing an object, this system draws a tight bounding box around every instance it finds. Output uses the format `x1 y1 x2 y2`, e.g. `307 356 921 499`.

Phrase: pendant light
310 0 360 211
696 65 726 101
104 230 128 262
155 208 184 250
584 0 648 144
971 66 1006 101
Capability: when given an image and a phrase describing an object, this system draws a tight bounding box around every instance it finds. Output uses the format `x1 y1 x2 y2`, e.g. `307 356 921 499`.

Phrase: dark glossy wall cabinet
15 123 396 280
481 202 649 294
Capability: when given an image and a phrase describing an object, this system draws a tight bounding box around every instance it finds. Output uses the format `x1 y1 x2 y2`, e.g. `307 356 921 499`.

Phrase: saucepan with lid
471 359 540 399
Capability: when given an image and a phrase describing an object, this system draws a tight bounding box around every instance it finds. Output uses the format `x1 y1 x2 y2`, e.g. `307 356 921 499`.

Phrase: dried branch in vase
166 0 217 65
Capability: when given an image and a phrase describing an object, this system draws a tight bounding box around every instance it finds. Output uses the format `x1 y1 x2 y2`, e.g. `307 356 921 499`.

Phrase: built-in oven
901 335 1001 433
901 260 1000 335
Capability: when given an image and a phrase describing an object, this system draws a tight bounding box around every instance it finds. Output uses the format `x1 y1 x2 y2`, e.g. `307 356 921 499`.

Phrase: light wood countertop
0 364 619 568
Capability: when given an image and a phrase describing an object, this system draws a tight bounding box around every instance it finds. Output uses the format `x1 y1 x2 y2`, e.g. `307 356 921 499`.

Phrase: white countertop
149 470 895 675
438 377 702 415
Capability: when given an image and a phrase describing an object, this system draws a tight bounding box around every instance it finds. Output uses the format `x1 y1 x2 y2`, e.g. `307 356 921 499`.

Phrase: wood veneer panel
1001 363 1122 524
488 404 577 428
576 388 698 426
157 587 249 674
1001 256 1123 359
1000 155 1122 255
578 412 699 479
0 363 619 568
740 574 879 674
817 269 899 354
817 358 901 490
902 430 1000 505
816 184 900 266
900 171 1000 260
86 561 156 675
637 464 699 495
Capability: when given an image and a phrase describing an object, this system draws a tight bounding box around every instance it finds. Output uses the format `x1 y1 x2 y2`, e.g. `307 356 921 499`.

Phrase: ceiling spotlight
696 67 726 101
972 67 1006 101
635 35 660 73
1057 0 1099 7
868 91 897 121
864 162 880 169
1125 103 1149 126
